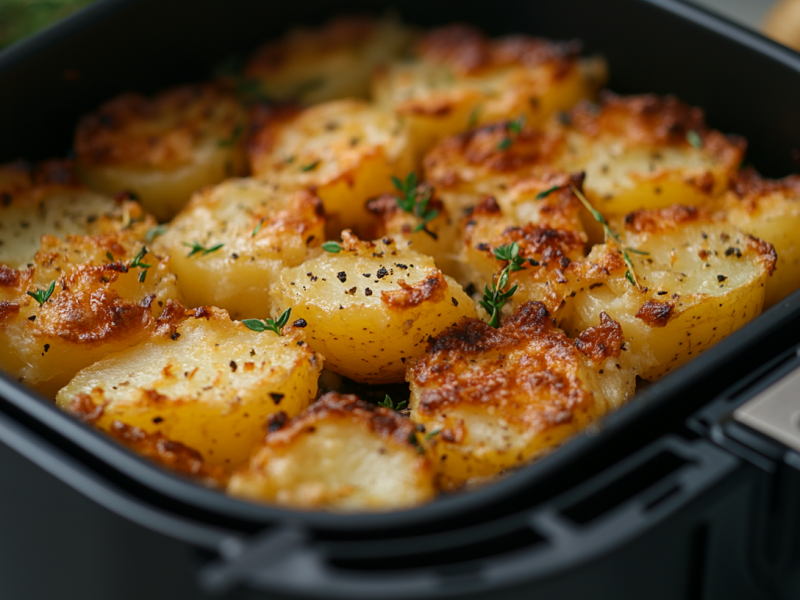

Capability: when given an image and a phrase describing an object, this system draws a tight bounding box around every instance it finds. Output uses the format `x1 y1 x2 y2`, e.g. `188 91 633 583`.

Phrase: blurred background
1 0 800 52
0 0 800 49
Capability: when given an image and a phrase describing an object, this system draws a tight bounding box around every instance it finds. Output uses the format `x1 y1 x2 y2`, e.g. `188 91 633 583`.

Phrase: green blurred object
0 0 96 49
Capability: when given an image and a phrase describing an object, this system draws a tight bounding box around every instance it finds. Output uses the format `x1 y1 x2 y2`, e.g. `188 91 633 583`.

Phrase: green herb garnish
27 280 55 306
321 241 341 253
392 172 439 238
242 308 292 336
686 130 703 149
570 184 648 290
536 185 562 200
467 105 482 128
479 242 527 328
252 218 264 238
183 241 225 257
497 114 526 150
424 428 442 441
378 394 408 411
300 160 320 172
145 224 168 243
218 123 243 148
129 246 152 283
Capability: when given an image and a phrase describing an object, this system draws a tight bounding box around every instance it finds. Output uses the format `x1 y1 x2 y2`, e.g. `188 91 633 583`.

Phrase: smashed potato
57 306 322 467
408 302 635 490
75 84 248 221
229 392 435 511
153 179 325 319
248 99 414 236
242 16 414 105
273 232 476 383
374 24 606 156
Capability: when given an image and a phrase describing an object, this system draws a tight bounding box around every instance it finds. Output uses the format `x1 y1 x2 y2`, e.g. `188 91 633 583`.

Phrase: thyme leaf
378 394 408 411
242 308 292 336
183 241 225 257
321 241 341 253
27 280 55 306
480 242 527 328
392 172 439 238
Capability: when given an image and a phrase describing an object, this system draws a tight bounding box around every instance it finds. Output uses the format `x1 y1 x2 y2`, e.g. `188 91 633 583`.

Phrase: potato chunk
561 206 776 379
0 160 139 268
408 302 632 490
228 392 435 511
57 306 322 467
458 194 587 317
241 16 414 104
152 179 324 319
558 94 745 216
0 225 181 397
272 232 476 384
373 25 605 155
721 170 800 307
75 84 248 221
248 99 414 236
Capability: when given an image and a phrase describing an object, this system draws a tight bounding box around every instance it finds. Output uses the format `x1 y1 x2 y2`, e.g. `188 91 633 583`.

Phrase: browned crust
107 420 229 485
423 123 564 188
0 159 83 205
569 92 746 161
411 302 594 421
263 392 420 449
247 102 304 173
0 301 20 324
0 265 23 289
574 312 623 362
746 234 778 277
416 24 580 75
623 204 703 234
244 16 382 76
730 168 800 212
75 84 243 168
65 393 108 423
635 300 675 327
381 270 447 309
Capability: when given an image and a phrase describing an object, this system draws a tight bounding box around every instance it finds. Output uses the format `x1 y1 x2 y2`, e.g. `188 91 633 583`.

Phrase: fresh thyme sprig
27 280 55 306
242 308 292 336
129 246 152 283
321 241 341 253
391 172 439 238
183 241 225 258
145 224 168 243
497 115 526 151
569 185 648 290
378 394 408 411
479 242 527 328
251 218 264 238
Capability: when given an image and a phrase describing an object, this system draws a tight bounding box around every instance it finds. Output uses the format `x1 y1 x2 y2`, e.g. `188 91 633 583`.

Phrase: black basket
0 1 799 598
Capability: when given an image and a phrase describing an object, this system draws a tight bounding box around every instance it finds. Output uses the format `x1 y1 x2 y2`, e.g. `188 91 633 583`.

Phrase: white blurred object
690 0 776 28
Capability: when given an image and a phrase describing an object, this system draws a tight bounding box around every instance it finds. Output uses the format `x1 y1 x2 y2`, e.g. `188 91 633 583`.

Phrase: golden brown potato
558 94 745 217
561 205 776 379
152 179 325 319
0 160 141 268
57 306 322 467
408 302 634 490
458 194 588 318
0 223 181 398
720 169 800 307
229 392 435 511
374 24 606 156
241 15 414 104
272 231 477 384
75 84 248 221
248 100 414 236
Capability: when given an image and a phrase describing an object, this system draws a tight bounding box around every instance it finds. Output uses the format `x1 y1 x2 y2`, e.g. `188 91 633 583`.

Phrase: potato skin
58 306 322 467
228 392 435 511
0 223 181 397
242 16 414 104
721 169 800 307
374 25 606 156
153 179 325 319
273 232 476 384
408 302 628 490
75 84 248 221
248 99 414 237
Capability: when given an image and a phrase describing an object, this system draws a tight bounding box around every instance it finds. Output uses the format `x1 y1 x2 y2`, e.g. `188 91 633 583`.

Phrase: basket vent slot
326 527 543 572
560 451 689 525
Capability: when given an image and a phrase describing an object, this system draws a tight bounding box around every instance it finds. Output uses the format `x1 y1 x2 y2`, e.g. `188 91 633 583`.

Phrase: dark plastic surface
1 0 800 598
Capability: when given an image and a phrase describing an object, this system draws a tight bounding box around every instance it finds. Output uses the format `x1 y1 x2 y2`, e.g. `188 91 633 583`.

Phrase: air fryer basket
0 1 799 599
